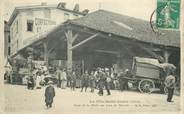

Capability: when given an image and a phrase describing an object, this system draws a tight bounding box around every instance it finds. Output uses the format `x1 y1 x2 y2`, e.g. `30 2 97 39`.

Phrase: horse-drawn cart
124 57 175 93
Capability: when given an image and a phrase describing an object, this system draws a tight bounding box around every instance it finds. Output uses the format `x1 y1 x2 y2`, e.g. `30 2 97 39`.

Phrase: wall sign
35 18 56 32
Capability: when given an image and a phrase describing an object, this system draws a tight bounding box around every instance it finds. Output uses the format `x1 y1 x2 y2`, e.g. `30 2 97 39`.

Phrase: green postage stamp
156 0 180 29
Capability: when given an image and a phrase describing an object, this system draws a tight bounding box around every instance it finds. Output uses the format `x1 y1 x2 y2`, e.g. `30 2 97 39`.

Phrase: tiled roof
70 10 180 47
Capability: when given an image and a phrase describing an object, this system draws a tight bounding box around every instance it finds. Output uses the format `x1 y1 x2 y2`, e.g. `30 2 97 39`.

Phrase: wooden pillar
43 41 48 66
65 30 78 73
117 52 122 73
27 56 33 74
82 60 84 74
163 50 171 63
67 38 72 72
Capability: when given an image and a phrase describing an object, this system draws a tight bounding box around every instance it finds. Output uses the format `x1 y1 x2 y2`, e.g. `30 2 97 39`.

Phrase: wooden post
82 60 84 74
67 40 72 72
117 52 122 73
65 30 78 73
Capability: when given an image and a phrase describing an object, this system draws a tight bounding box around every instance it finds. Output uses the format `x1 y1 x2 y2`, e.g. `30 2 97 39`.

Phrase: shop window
27 20 34 32
64 13 70 20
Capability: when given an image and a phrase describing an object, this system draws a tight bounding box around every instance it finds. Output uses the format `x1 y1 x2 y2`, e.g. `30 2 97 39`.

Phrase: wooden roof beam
95 49 119 55
71 33 99 50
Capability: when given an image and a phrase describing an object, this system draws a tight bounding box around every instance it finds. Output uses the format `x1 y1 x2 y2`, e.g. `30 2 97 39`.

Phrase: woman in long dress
36 72 42 89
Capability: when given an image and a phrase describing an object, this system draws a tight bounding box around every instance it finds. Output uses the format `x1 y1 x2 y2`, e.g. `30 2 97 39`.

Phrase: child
45 81 55 108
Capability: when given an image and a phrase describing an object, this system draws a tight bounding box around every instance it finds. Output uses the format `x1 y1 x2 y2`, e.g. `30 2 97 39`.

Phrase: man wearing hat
104 68 111 95
123 69 131 90
165 71 176 102
97 69 106 96
45 81 55 108
81 71 90 92
56 67 62 88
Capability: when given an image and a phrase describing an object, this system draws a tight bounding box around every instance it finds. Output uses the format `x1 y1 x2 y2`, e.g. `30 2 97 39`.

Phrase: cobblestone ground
3 84 181 114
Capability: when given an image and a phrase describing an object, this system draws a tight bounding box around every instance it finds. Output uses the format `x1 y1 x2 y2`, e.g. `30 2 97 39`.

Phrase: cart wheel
138 79 155 93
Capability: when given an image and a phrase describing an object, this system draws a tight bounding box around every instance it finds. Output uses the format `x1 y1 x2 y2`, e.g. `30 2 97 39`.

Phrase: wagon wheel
138 79 155 93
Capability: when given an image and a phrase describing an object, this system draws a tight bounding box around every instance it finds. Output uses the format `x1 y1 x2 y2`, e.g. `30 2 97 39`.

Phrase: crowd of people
4 63 177 108
25 66 132 94
54 67 132 95
41 67 133 109
26 65 51 90
45 67 177 108
4 63 134 93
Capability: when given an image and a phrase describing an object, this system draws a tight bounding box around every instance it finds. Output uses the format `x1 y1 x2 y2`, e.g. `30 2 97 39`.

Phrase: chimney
73 4 79 12
41 2 47 6
57 2 66 9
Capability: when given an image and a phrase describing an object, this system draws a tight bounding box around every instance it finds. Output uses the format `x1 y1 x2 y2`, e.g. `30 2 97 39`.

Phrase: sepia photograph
0 0 183 114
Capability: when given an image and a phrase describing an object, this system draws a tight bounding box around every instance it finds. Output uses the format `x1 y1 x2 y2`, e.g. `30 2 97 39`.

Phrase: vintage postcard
0 0 183 114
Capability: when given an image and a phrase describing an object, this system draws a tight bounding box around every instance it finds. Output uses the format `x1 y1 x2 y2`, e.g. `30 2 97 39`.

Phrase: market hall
11 10 179 73
9 10 180 92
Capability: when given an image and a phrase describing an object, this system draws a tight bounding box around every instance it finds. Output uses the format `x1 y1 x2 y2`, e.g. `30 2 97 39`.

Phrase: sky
2 0 156 21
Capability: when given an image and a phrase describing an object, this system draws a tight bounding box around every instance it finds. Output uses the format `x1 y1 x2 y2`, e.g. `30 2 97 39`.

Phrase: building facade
7 3 87 56
4 21 10 58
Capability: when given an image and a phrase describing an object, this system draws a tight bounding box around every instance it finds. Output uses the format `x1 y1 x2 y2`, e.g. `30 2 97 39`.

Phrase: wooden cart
125 57 166 93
